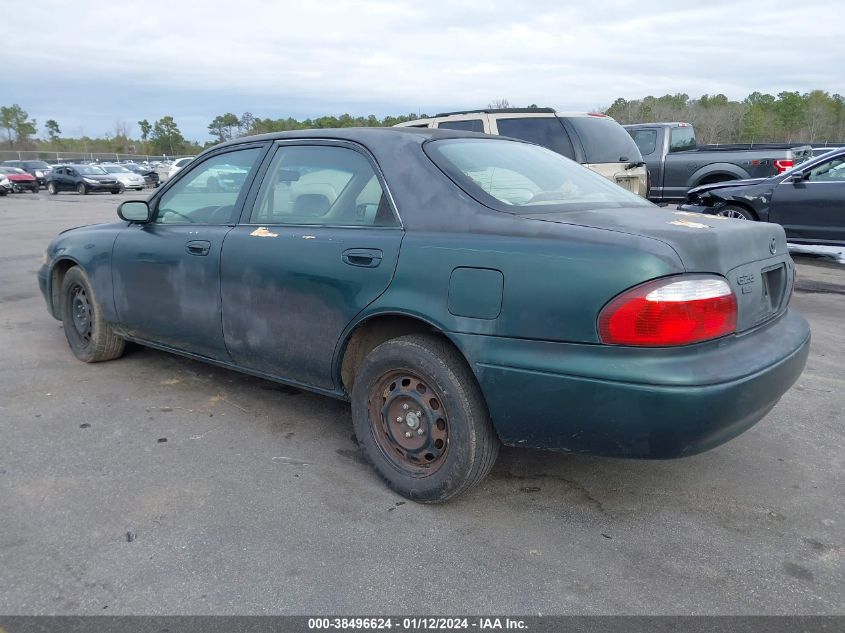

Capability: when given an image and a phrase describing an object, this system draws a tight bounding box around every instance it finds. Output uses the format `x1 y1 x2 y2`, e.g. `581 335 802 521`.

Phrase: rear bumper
454 309 810 458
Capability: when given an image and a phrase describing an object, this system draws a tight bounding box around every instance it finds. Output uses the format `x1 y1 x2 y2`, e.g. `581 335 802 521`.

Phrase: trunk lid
522 206 793 332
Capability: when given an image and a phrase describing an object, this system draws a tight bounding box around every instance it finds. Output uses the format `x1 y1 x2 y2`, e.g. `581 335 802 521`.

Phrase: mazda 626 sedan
38 128 811 502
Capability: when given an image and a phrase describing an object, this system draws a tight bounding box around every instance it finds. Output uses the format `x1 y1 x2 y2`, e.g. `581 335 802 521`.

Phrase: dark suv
1 160 53 187
46 165 123 195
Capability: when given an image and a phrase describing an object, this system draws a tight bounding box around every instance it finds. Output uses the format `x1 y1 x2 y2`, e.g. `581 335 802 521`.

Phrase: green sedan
38 128 810 502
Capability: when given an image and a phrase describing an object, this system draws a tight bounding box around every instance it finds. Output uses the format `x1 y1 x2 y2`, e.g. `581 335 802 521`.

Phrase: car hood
83 174 118 181
520 206 787 278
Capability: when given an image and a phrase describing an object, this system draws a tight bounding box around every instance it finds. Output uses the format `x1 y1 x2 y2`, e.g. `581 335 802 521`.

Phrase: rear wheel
76 183 88 195
716 205 756 221
351 334 499 503
60 266 125 363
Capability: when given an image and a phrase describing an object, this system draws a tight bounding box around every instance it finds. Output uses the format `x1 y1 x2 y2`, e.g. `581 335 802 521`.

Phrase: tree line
605 91 845 144
4 90 845 157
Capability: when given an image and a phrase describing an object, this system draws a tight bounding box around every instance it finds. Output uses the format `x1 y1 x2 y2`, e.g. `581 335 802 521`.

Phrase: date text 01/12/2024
307 617 528 630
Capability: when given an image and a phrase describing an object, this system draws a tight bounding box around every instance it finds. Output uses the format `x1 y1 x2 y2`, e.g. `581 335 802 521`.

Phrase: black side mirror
118 200 152 223
788 171 808 183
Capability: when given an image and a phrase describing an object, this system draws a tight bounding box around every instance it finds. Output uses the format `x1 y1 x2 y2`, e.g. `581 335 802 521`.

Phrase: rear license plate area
758 263 786 322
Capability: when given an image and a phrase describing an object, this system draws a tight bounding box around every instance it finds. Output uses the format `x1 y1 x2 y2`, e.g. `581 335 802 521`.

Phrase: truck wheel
351 334 499 503
60 266 125 363
716 205 756 221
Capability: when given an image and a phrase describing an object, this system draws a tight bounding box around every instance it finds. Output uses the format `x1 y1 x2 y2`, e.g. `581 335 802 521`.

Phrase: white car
168 157 195 180
99 165 147 190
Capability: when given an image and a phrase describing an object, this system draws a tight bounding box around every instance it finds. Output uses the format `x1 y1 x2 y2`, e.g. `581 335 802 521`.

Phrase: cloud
2 0 841 139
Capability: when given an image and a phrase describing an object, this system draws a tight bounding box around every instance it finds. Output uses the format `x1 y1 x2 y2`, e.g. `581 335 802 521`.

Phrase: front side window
426 138 652 214
250 145 398 227
630 129 658 156
437 119 485 133
155 147 262 224
807 157 845 182
495 117 576 160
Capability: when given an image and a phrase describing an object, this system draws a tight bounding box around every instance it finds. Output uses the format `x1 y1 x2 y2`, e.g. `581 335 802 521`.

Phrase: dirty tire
351 334 499 503
716 205 756 221
60 266 125 363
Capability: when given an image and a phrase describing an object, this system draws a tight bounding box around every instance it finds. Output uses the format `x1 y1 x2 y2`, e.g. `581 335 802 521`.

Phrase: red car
0 167 39 193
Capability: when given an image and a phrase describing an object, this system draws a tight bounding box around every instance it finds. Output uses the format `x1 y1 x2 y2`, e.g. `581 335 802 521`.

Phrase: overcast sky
3 0 842 141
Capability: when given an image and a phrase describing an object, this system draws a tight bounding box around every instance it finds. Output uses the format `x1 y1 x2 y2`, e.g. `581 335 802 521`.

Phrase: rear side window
566 116 643 164
250 145 398 227
630 129 658 156
495 118 576 160
437 119 485 133
669 127 697 152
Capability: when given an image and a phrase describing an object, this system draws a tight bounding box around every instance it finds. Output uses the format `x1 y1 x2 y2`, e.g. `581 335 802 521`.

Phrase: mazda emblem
769 238 777 255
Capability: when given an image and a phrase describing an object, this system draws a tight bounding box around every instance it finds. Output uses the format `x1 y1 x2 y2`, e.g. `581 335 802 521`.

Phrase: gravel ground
0 191 842 615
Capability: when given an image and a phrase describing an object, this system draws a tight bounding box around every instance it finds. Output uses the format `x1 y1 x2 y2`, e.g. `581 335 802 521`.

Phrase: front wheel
47 182 58 195
76 183 88 195
716 205 756 220
351 334 499 503
60 266 125 363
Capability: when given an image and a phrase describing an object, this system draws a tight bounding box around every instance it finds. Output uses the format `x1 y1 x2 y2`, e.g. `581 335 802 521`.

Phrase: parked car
45 164 123 195
38 128 809 502
167 156 195 179
680 147 845 246
0 166 39 193
397 109 649 197
99 164 147 190
122 162 160 187
1 159 53 187
624 122 813 203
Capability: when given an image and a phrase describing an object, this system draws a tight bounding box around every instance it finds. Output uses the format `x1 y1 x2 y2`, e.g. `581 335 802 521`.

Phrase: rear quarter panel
360 227 684 344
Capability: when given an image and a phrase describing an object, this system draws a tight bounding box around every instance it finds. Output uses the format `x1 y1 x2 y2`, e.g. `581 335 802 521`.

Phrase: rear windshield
566 116 643 164
426 138 652 214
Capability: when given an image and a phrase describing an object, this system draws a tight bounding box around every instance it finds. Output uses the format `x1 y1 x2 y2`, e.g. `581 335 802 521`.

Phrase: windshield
426 138 653 214
102 165 131 173
565 116 643 164
75 165 107 175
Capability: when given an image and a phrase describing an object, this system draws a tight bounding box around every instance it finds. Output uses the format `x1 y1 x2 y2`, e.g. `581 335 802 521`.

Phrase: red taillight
598 276 737 346
774 159 794 173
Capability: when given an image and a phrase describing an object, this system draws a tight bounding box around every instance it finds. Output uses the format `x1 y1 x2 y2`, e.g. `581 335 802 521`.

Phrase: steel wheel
69 283 93 345
368 370 450 475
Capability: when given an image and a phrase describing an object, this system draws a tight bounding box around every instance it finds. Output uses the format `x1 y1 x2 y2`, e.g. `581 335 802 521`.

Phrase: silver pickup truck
624 122 812 203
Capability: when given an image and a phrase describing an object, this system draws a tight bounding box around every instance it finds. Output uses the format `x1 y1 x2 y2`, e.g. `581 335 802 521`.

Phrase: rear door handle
186 240 211 256
342 248 383 268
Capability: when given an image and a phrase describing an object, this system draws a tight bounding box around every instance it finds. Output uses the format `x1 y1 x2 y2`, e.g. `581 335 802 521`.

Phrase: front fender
44 224 124 324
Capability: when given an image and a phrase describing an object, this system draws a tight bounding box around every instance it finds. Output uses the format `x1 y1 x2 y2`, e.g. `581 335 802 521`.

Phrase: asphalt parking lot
0 190 842 615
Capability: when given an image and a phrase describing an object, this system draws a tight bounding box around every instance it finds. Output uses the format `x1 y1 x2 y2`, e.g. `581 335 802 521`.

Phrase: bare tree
488 98 511 109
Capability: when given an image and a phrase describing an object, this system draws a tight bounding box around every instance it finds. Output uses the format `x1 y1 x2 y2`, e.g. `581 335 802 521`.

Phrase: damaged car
39 128 810 502
681 147 845 246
